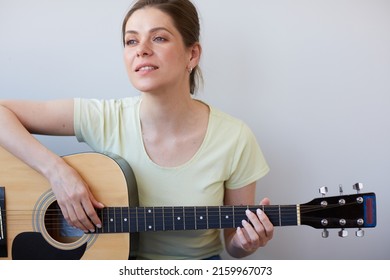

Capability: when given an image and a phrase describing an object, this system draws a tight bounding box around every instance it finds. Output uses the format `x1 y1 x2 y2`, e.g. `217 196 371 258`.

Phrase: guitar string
1 202 362 231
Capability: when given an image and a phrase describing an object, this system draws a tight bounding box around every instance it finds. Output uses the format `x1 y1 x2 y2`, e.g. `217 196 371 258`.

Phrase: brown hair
122 0 202 94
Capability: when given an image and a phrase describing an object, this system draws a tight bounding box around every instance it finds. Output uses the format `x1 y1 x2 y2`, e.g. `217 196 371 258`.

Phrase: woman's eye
126 39 137 46
153 36 166 42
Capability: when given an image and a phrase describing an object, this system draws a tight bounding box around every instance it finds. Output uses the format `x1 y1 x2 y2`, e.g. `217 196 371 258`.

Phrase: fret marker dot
124 218 128 222
148 209 152 213
225 215 229 219
148 225 152 229
200 216 203 220
110 218 114 222
177 217 181 221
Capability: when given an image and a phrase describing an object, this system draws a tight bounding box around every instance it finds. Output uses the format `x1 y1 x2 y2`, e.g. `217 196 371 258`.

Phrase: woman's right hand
48 158 104 233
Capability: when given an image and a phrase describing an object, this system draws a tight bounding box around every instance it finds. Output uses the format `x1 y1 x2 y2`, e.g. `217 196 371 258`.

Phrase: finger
59 201 89 233
72 202 96 233
235 226 253 251
242 212 264 246
57 202 72 228
81 196 102 229
256 209 274 240
245 209 267 239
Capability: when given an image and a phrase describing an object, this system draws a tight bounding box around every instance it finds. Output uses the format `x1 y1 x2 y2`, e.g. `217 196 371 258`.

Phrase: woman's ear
188 42 202 68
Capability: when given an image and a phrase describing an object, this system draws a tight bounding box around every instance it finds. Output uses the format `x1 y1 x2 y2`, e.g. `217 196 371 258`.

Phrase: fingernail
96 224 102 228
257 209 263 215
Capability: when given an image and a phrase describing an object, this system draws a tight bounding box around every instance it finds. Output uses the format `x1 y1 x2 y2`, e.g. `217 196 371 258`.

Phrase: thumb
259 197 271 206
88 190 104 209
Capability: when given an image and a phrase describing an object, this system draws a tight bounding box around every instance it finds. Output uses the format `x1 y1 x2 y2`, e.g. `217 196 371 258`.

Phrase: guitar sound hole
44 202 84 244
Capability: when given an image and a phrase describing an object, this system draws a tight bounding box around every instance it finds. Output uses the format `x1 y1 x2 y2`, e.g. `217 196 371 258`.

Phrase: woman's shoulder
208 104 247 130
76 95 141 110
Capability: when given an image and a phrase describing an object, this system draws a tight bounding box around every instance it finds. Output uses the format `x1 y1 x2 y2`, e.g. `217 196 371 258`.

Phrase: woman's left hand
234 198 274 252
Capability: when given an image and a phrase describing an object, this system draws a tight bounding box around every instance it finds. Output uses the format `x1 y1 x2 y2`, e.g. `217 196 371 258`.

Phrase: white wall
1 0 389 259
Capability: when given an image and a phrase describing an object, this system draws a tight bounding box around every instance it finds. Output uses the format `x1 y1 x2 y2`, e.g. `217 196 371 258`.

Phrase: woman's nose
136 41 153 57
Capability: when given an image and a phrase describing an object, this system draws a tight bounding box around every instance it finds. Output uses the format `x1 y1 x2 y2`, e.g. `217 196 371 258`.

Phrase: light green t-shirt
74 96 269 259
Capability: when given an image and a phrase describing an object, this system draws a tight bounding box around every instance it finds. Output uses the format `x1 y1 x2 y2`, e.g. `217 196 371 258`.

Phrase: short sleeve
225 123 269 189
74 98 113 153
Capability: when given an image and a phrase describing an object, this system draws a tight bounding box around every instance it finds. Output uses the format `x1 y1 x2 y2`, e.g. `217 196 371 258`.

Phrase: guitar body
0 146 137 260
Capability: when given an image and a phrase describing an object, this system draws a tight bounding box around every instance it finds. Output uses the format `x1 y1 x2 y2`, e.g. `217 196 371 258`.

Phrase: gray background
0 0 389 259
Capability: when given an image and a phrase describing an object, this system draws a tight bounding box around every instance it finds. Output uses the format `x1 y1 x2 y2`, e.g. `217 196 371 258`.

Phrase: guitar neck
94 205 299 234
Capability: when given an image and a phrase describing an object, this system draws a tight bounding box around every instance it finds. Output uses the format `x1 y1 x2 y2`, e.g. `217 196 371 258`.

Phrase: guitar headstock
300 183 376 238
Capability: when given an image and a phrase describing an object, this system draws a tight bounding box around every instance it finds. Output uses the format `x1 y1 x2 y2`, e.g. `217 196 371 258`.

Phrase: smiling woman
123 7 200 96
0 0 272 260
121 0 202 94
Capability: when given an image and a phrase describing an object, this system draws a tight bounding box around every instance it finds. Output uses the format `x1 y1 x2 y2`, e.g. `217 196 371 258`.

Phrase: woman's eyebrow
125 27 174 36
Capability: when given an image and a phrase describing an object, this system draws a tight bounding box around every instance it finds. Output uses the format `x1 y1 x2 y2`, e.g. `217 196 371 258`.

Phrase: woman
0 0 273 259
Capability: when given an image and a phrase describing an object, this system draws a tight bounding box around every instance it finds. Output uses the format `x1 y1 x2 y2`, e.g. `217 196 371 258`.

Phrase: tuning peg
353 183 363 193
322 229 329 238
319 186 328 197
355 229 365 237
339 184 344 195
338 229 348 238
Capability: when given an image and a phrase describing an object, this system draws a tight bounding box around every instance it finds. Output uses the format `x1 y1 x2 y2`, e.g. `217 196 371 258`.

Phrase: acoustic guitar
0 147 377 260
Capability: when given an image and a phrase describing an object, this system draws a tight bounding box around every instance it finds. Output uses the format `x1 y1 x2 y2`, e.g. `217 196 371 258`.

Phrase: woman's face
123 7 195 94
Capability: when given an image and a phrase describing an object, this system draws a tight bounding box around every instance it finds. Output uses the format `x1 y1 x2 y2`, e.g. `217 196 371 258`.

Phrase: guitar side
0 146 135 260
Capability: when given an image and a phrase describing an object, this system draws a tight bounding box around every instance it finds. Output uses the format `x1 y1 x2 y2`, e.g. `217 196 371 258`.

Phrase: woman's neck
139 90 203 133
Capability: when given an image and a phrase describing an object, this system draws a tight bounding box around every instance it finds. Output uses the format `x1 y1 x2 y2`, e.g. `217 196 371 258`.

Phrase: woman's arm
223 182 274 258
0 99 103 232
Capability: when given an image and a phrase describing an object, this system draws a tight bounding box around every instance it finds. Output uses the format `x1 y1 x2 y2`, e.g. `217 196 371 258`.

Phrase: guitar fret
145 207 154 231
194 207 197 230
165 207 173 231
281 205 298 226
0 206 3 240
232 206 235 228
220 206 235 228
173 207 184 231
138 207 146 231
218 206 221 228
122 207 129 233
129 208 136 233
116 207 122 233
162 207 165 231
110 207 116 233
184 207 195 230
154 207 164 231
206 207 209 229
264 206 281 226
196 207 207 229
137 207 140 232
183 206 186 230
153 207 156 230
233 206 246 227
208 207 219 229
136 208 146 232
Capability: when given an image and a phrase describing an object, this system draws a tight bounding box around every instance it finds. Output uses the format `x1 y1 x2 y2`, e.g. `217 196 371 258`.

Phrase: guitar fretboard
95 205 298 234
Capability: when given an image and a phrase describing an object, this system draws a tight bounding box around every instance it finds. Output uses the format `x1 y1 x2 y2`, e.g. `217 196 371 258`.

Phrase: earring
188 67 193 74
